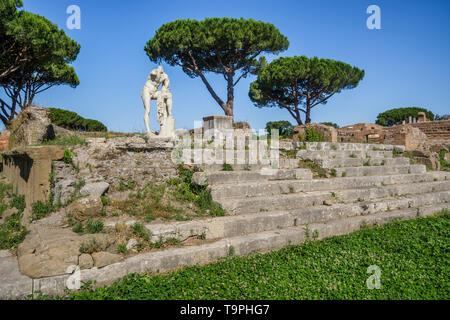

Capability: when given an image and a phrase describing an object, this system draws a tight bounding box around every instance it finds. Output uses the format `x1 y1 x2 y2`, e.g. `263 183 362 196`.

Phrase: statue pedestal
158 116 175 138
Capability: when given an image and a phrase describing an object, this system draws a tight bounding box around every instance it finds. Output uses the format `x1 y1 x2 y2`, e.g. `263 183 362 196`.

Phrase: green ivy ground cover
41 211 449 300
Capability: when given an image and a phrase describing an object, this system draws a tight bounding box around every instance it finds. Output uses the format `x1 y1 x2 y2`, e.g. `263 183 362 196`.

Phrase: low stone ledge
2 203 446 299
1 145 64 160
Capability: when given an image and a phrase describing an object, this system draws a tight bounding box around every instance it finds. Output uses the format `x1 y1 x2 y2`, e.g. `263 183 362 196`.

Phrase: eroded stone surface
17 225 111 278
78 254 94 270
91 252 122 268
8 106 55 147
80 181 110 197
0 252 33 299
66 195 103 221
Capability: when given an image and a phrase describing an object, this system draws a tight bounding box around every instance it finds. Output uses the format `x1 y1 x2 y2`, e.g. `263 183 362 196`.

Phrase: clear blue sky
10 0 450 132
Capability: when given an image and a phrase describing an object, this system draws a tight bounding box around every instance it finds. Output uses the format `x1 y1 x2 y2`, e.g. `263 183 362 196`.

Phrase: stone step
192 168 312 185
194 164 267 172
210 171 450 200
315 157 410 168
332 164 426 177
302 142 405 152
218 180 450 215
38 203 446 297
278 158 300 169
197 159 301 171
144 191 450 242
297 150 393 160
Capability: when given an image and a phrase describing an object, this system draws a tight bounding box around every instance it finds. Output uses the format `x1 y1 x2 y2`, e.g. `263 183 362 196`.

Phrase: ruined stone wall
67 136 178 194
383 125 430 152
337 123 385 144
407 119 450 143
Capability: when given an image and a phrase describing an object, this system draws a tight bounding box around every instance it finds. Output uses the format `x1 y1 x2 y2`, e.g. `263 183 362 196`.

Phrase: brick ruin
294 117 450 152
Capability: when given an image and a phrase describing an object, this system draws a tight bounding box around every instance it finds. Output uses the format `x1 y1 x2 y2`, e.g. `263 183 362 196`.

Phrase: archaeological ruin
0 98 449 299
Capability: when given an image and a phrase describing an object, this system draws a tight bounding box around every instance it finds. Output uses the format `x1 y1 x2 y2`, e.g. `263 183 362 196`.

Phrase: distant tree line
49 108 107 132
375 107 435 127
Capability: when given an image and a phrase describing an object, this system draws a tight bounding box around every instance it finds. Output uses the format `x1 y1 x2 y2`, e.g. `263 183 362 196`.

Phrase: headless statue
141 66 175 138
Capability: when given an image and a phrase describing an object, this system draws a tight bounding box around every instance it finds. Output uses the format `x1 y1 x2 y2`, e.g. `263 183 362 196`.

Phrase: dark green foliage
0 181 28 249
100 196 110 207
9 194 25 213
250 56 364 124
63 148 72 164
47 212 450 300
72 222 84 234
31 200 56 221
297 127 324 142
117 243 128 255
0 2 80 126
85 219 104 234
0 181 12 218
222 163 234 172
298 160 327 178
265 121 294 138
176 165 225 217
375 107 435 127
132 223 150 242
321 122 339 129
49 108 107 132
434 114 449 121
0 212 28 249
145 18 289 117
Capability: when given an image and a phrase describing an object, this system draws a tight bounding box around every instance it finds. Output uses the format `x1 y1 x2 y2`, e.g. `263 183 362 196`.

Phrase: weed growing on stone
85 219 104 234
9 194 26 213
117 243 128 255
31 200 57 221
72 222 84 234
222 163 234 171
132 223 150 241
79 238 103 254
63 148 72 164
298 160 327 178
110 165 225 222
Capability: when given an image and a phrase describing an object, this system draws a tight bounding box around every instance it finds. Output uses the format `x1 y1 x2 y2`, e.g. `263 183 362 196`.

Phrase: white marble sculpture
141 66 175 138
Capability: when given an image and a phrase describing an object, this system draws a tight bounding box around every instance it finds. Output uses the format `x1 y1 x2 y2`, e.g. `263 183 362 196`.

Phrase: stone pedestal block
203 115 233 131
1 146 64 207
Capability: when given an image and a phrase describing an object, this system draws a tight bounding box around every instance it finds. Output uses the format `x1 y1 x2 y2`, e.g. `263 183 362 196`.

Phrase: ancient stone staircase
145 142 450 246
4 142 448 298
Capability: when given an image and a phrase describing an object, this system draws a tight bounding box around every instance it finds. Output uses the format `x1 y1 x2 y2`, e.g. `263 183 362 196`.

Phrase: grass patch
46 210 450 300
112 165 225 221
79 238 103 254
85 219 104 234
40 135 87 147
31 200 57 221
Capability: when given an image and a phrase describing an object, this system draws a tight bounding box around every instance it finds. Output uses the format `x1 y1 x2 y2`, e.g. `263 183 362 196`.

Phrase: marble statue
141 66 175 138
